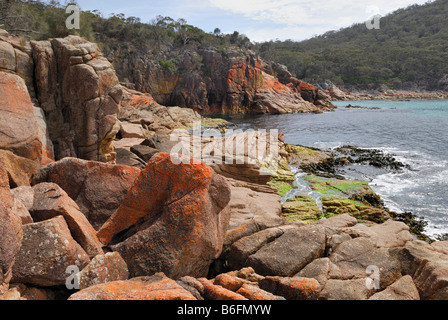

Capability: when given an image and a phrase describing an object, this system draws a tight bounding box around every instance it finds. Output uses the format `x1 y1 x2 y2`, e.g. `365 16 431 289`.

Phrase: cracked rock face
31 36 122 163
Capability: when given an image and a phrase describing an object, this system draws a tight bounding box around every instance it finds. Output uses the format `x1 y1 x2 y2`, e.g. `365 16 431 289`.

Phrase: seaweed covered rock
304 175 389 223
282 195 323 223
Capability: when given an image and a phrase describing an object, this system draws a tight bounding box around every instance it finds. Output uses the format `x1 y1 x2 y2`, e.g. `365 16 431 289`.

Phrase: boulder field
1 30 448 301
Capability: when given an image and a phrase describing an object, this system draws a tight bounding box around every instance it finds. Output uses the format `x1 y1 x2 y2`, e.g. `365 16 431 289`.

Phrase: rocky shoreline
1 31 448 301
326 87 448 101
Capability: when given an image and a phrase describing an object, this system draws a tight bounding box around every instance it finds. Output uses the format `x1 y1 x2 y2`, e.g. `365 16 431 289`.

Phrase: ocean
223 99 448 238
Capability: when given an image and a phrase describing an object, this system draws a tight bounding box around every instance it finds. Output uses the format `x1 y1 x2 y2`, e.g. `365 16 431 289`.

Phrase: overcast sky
73 0 432 42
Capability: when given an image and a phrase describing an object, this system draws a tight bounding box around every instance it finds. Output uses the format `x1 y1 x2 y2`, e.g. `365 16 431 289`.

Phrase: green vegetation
0 1 252 50
321 196 389 224
282 195 322 223
304 175 371 198
267 179 293 197
5 0 445 92
159 60 178 73
254 0 448 91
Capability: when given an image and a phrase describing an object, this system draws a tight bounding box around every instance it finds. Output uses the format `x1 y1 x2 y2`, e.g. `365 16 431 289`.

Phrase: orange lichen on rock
97 152 215 245
295 80 316 92
32 156 142 230
236 284 285 300
261 72 293 94
122 91 157 109
0 72 43 163
98 152 232 279
261 276 321 300
213 273 256 292
198 278 248 301
68 273 197 300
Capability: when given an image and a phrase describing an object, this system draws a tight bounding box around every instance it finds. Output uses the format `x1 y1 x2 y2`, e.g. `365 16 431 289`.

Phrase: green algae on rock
283 143 330 167
282 195 323 223
322 197 390 224
304 175 382 206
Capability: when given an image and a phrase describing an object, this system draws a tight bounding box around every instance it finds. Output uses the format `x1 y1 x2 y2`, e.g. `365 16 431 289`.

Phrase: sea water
223 99 448 238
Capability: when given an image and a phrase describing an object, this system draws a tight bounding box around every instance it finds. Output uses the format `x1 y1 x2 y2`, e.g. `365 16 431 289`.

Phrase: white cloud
207 0 431 41
76 0 434 41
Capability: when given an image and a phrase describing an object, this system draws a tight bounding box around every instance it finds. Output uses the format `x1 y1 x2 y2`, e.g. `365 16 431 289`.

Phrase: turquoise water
333 99 448 117
225 99 448 237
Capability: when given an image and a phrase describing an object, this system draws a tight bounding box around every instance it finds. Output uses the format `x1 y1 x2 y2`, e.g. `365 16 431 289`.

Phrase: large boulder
369 275 420 300
68 273 197 300
245 225 327 277
0 167 23 295
317 278 376 300
0 72 42 163
0 150 40 187
328 237 402 289
30 182 104 258
391 241 448 300
342 221 414 248
225 179 284 235
227 226 293 271
97 152 232 279
11 216 90 287
32 157 141 230
78 252 129 290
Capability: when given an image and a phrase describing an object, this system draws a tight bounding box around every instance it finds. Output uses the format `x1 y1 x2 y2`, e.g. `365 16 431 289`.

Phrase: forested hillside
0 0 251 53
2 0 447 93
255 0 448 91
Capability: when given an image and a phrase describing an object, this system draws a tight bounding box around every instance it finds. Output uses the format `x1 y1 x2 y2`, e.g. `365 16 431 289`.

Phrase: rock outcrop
0 32 52 169
0 72 43 163
31 36 122 163
113 47 335 114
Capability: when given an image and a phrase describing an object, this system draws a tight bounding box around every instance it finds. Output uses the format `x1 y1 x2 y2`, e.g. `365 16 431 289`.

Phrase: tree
213 27 222 37
150 15 174 52
0 0 41 34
